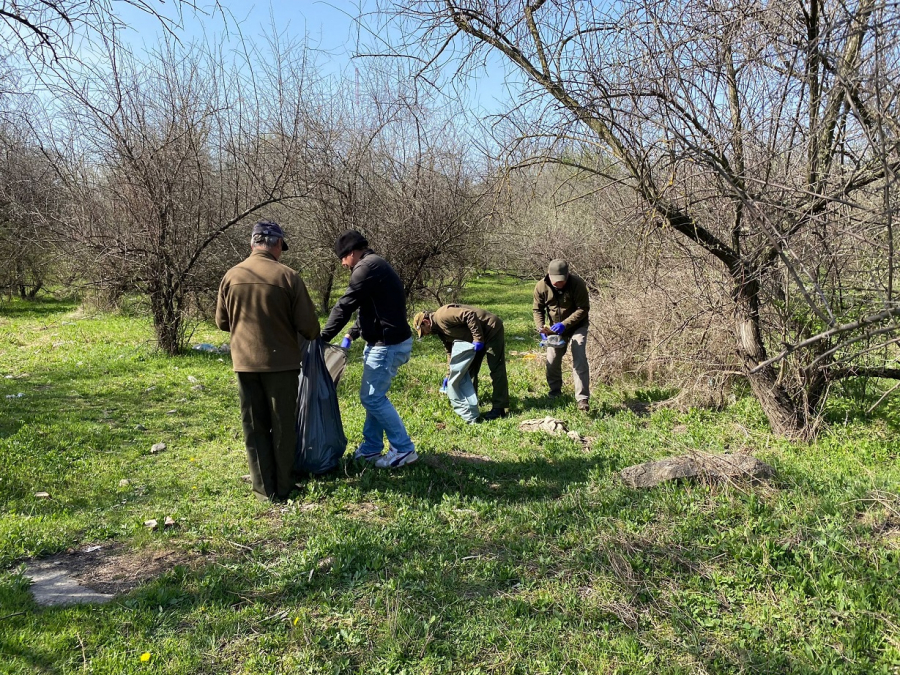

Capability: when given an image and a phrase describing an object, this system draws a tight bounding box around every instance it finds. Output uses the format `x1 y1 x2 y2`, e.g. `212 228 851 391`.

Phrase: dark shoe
577 400 590 412
482 408 509 421
548 391 562 399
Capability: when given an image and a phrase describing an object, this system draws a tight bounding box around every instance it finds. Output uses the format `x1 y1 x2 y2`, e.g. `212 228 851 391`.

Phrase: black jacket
321 250 412 345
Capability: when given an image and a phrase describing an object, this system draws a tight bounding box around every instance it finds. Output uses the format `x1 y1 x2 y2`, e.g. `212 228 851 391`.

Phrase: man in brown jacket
533 260 591 411
414 304 510 420
216 221 321 501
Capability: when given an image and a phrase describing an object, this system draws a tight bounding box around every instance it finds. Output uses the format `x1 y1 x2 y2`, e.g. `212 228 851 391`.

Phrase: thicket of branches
379 0 900 438
0 12 485 353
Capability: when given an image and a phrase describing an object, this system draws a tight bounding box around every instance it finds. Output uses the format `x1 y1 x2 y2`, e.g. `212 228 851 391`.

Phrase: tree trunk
150 279 184 356
319 268 334 315
733 275 808 439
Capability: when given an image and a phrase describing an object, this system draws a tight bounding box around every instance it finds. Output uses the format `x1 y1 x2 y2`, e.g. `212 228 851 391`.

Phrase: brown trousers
469 327 510 410
237 370 300 501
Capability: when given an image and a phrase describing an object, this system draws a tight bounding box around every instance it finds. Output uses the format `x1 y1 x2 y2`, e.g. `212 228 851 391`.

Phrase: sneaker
375 448 419 469
481 408 509 421
353 446 382 462
577 400 590 412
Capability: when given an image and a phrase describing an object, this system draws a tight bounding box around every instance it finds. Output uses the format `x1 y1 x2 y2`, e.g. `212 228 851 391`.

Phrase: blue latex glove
550 322 566 335
472 341 485 352
442 377 449 389
340 336 352 349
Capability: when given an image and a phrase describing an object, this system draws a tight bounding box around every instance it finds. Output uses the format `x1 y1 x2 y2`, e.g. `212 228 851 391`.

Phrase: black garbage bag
295 338 347 475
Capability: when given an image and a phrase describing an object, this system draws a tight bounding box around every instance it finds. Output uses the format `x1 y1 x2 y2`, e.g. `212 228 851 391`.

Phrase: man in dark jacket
413 304 510 420
533 259 591 411
216 221 321 501
320 230 417 469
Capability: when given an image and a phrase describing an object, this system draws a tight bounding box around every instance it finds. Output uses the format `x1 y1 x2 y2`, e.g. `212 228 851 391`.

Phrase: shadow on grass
303 449 615 507
0 297 78 319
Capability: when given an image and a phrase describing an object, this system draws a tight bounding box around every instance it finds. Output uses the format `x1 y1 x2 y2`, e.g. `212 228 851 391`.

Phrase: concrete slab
24 560 115 607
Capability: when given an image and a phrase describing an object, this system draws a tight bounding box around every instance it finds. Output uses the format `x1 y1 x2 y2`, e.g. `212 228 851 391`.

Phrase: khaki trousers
546 323 590 402
237 370 300 501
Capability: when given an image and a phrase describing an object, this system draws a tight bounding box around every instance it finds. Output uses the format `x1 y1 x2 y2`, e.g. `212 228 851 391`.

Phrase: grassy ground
0 275 898 674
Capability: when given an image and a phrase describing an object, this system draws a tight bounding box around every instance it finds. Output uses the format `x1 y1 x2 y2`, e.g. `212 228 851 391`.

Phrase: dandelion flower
140 652 151 662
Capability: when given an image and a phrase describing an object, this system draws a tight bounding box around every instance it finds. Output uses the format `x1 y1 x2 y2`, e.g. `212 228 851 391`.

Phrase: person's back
430 304 502 348
322 250 411 346
218 250 320 372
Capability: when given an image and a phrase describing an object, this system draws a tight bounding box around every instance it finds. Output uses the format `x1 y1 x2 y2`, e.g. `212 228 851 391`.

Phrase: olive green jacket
430 304 503 354
533 273 590 336
216 250 321 372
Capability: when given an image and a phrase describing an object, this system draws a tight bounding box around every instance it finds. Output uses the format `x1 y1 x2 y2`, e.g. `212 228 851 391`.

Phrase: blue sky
115 0 514 115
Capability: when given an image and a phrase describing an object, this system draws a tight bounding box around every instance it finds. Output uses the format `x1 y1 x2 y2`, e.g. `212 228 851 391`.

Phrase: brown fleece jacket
216 249 320 372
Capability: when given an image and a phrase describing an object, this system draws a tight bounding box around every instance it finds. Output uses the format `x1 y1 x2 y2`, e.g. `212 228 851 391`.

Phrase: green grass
1 275 899 674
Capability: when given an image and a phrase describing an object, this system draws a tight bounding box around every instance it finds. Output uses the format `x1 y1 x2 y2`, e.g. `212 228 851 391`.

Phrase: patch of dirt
874 517 900 543
623 399 651 416
37 544 201 595
343 501 387 522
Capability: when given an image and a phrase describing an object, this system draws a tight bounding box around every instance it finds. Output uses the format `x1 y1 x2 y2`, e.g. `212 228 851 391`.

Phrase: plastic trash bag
295 339 347 475
323 343 349 386
445 341 479 423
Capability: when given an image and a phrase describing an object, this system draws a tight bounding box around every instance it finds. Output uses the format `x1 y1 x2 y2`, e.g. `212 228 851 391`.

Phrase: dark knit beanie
334 230 369 258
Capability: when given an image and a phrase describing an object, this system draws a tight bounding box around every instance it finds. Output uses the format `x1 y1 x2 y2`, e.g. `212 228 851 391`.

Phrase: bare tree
379 0 900 438
33 34 322 352
292 69 486 310
0 0 210 64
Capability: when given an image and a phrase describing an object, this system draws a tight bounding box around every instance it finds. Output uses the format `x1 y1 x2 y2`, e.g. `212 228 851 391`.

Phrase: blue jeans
357 338 415 455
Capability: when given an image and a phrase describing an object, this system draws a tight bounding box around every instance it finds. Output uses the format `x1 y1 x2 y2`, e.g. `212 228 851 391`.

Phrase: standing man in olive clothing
216 221 321 501
414 304 510 420
320 230 418 469
533 259 591 411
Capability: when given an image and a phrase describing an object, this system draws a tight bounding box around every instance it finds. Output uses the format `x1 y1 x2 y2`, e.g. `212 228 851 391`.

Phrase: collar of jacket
250 249 278 262
352 248 376 269
545 275 566 293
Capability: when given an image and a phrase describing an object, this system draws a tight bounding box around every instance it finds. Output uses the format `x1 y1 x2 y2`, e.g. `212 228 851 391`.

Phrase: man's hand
550 323 565 335
340 335 352 349
472 341 485 352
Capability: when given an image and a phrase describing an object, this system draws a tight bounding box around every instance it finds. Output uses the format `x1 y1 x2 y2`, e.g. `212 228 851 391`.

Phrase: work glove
472 341 485 352
550 322 566 335
340 336 352 349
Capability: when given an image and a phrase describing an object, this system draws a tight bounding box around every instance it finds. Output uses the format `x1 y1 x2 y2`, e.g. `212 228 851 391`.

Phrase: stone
150 442 166 454
144 519 158 530
164 516 175 528
24 560 114 607
620 453 774 489
118 479 131 487
187 376 198 383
